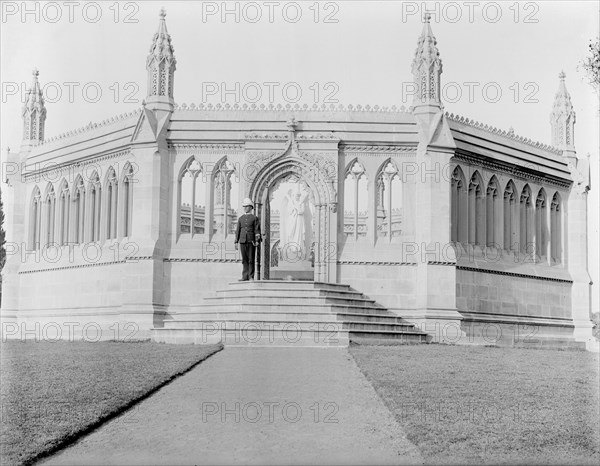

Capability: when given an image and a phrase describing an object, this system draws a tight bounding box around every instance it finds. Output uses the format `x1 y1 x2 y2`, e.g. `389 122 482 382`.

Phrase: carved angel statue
279 185 313 262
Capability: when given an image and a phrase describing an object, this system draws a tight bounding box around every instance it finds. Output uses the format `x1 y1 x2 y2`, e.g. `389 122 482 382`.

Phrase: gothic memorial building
1 12 595 349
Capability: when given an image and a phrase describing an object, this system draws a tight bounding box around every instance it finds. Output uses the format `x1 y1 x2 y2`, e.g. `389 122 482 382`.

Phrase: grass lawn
350 344 600 465
0 340 222 466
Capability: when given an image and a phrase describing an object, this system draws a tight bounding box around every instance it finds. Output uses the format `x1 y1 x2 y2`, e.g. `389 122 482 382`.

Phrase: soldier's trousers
240 242 256 280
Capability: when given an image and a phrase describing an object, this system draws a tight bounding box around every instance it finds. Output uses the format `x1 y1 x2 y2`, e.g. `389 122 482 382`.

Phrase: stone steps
163 311 408 324
204 295 379 306
151 280 429 347
163 319 418 333
215 287 367 300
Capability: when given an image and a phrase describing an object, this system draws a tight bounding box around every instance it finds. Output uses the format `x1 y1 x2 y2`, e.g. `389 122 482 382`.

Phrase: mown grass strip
350 344 600 465
1 341 223 466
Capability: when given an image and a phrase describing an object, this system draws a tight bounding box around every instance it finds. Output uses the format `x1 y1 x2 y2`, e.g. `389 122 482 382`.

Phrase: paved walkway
43 348 423 465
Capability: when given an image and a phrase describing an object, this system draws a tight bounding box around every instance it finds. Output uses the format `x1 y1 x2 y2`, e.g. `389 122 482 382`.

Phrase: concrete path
43 348 423 465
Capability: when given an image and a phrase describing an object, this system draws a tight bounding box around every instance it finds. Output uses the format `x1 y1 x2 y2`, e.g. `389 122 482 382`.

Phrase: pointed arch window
468 172 485 246
503 181 517 251
106 168 118 240
486 177 499 248
376 161 402 240
178 158 205 236
121 164 134 238
30 186 42 251
550 192 562 263
213 159 239 238
89 174 101 242
535 189 547 260
451 166 467 243
519 185 533 254
73 178 86 245
44 185 56 246
58 181 70 246
344 161 368 240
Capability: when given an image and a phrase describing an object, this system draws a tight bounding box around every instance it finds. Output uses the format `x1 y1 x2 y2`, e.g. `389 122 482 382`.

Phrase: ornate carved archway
249 156 338 283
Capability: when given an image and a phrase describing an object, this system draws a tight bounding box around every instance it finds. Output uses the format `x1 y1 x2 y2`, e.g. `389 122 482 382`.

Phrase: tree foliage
581 37 600 90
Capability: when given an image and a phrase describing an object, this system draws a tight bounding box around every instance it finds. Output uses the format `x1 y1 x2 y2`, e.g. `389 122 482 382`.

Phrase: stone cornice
175 102 411 113
336 260 417 266
446 112 562 155
19 260 126 274
169 143 245 153
457 265 573 283
164 258 241 263
39 108 142 146
244 133 288 140
453 151 571 190
341 145 417 155
23 149 132 181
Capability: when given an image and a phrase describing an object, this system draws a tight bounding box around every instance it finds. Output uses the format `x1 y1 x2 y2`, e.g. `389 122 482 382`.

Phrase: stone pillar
566 180 596 350
0 149 27 326
403 108 464 343
118 144 170 336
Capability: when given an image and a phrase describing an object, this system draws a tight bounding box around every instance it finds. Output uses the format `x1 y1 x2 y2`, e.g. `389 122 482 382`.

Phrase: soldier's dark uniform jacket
235 213 261 281
235 214 261 244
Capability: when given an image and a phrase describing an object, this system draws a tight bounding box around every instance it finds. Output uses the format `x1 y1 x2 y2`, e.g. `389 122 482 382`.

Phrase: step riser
350 332 428 343
162 320 417 333
152 328 349 347
227 282 352 292
165 312 404 324
216 289 366 299
175 304 389 315
205 296 377 306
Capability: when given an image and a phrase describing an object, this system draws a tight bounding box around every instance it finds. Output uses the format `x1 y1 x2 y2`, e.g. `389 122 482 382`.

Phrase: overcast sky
1 1 599 308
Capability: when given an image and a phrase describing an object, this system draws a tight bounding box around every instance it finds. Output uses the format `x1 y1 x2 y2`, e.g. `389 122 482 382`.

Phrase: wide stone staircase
151 281 430 347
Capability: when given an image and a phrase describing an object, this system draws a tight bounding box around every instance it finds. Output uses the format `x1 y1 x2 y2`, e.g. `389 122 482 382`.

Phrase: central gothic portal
250 156 338 284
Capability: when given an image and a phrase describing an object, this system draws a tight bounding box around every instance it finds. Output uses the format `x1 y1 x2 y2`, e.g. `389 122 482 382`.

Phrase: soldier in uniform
234 198 262 281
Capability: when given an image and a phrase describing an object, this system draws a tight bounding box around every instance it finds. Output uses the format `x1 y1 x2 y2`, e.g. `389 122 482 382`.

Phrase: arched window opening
503 182 517 251
73 178 86 245
106 169 118 240
44 185 56 247
30 187 42 251
486 178 499 248
344 161 368 240
178 158 207 236
451 166 467 243
520 185 533 254
122 164 134 238
213 159 238 238
535 189 547 260
376 162 402 240
58 182 70 246
89 174 101 242
550 192 562 263
468 172 485 246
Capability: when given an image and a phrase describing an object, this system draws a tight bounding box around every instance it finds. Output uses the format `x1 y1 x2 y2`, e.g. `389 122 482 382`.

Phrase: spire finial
146 6 176 104
22 68 47 146
550 69 575 153
412 11 442 110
